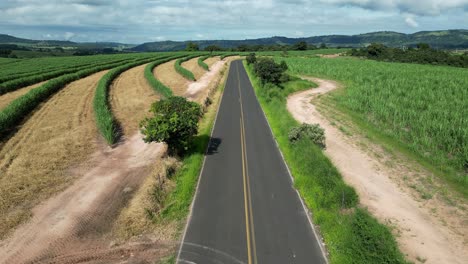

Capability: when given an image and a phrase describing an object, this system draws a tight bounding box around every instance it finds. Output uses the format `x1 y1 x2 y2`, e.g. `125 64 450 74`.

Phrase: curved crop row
174 54 203 81
0 57 157 138
0 58 131 95
197 55 210 71
93 56 172 145
144 54 187 98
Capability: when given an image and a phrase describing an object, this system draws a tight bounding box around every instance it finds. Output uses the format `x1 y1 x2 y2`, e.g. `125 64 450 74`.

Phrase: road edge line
175 61 231 263
241 61 329 264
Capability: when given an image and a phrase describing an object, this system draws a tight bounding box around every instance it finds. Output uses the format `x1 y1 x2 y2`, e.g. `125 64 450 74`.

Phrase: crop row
144 54 188 98
197 55 211 71
0 55 159 137
0 58 133 95
93 54 178 144
174 54 204 81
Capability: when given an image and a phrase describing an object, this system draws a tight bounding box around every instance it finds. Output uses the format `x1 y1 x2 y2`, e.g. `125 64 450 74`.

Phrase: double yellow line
237 63 258 264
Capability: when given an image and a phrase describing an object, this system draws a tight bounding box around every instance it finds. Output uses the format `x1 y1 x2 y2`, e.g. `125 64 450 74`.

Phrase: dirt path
0 71 107 240
0 133 171 263
181 57 205 80
287 77 468 264
184 60 226 103
154 59 189 96
110 63 159 137
0 81 47 110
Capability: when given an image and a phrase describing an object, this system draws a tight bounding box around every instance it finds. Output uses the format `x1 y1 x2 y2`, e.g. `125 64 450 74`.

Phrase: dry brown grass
204 56 220 68
110 63 159 137
181 57 205 80
111 156 179 242
0 71 107 239
0 81 46 110
153 59 189 96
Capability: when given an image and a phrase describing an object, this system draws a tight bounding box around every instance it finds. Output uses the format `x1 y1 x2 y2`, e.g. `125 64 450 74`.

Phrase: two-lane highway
177 60 327 264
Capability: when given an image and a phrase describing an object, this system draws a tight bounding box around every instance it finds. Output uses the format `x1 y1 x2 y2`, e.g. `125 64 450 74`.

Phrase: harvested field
154 59 189 96
185 60 226 103
0 133 170 263
110 63 159 137
181 57 205 80
0 71 107 239
204 56 220 68
0 81 46 110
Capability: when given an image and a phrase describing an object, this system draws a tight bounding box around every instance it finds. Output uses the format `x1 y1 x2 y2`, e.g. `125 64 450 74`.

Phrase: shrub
288 123 326 148
253 58 288 85
140 96 202 156
246 53 256 65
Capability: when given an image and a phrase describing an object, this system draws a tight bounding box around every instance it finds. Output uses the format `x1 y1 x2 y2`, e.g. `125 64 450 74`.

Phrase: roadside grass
278 56 468 197
158 73 225 222
244 61 407 264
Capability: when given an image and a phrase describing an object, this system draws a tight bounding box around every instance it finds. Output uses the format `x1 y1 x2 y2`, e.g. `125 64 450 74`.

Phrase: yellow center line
237 62 258 264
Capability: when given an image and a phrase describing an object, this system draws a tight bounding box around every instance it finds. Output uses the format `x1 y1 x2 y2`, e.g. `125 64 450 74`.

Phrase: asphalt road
177 60 326 264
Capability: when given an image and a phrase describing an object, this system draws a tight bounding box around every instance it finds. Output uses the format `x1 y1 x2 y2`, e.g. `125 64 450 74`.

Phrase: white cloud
64 32 75 40
404 15 419 27
323 0 468 16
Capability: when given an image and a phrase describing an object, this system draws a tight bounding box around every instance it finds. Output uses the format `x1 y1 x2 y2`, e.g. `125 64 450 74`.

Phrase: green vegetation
279 56 468 193
244 61 407 263
175 55 203 81
253 57 289 84
0 56 150 138
140 96 203 155
144 55 186 98
197 55 210 71
288 123 326 149
349 43 468 68
93 55 166 144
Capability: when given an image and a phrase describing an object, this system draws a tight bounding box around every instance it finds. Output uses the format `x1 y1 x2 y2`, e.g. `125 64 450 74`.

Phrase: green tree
416 43 431 50
140 96 202 155
204 45 223 53
293 41 308 50
254 58 288 85
320 43 327 49
246 53 256 65
185 41 199 51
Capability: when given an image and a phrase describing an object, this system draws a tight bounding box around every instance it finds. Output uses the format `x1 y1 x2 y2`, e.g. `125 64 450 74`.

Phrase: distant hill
1 30 467 52
132 30 468 51
0 34 135 50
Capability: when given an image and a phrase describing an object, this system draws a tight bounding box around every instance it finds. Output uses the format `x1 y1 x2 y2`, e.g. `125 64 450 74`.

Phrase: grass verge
158 63 228 223
243 61 407 264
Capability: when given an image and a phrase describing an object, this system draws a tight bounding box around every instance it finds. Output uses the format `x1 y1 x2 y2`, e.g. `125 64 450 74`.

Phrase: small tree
140 96 202 155
294 41 308 51
185 41 199 51
204 45 223 53
246 53 256 65
254 58 288 85
320 43 327 49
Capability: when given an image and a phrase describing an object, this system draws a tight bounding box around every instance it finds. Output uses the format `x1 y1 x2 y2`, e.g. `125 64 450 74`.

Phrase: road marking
237 62 258 264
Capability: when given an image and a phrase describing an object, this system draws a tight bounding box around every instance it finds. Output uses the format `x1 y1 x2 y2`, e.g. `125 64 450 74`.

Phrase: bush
253 58 289 85
246 53 256 65
140 96 202 156
288 123 326 148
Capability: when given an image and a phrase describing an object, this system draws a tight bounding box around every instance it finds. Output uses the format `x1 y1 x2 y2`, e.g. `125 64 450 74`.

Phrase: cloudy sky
0 0 467 43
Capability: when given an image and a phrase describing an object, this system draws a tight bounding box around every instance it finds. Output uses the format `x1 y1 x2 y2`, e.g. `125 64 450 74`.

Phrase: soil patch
154 59 189 96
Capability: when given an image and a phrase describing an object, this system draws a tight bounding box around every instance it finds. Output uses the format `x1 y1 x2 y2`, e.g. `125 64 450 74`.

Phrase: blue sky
0 0 467 43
